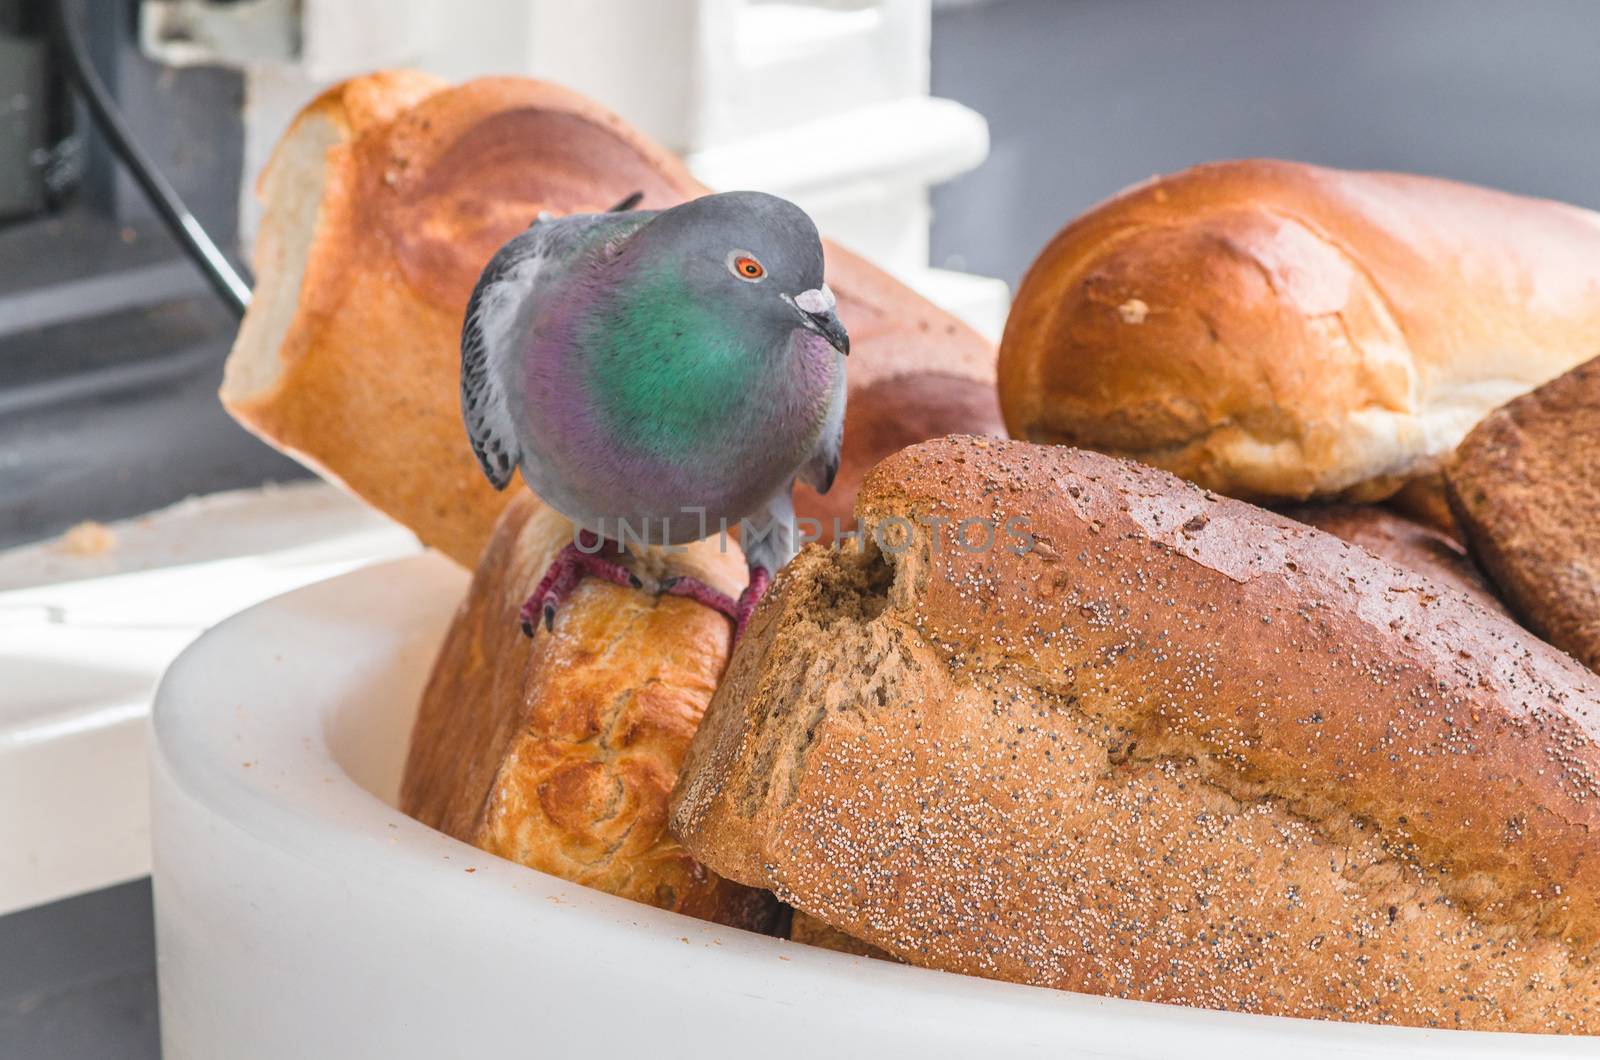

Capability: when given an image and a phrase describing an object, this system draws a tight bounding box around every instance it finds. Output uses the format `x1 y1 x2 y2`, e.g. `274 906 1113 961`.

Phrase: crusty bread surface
1384 475 1462 542
401 491 776 929
223 72 1000 569
671 436 1600 1032
1446 354 1600 673
999 160 1600 504
789 911 896 961
1281 503 1505 616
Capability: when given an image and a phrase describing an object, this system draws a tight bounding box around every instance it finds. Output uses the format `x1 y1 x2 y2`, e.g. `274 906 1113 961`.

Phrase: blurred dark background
0 0 301 554
5 2 1600 1057
7 0 1600 548
930 0 1600 287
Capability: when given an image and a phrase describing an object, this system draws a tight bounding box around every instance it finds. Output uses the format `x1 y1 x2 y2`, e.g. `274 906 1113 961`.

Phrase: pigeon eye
728 252 765 282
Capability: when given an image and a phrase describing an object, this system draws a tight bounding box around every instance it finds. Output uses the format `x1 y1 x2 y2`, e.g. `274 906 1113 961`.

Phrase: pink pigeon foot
520 529 641 637
660 575 739 622
660 566 771 644
733 566 772 644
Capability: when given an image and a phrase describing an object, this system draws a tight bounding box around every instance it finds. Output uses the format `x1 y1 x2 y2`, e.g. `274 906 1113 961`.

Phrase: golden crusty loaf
1446 354 1600 672
402 491 776 929
999 160 1600 504
1281 503 1505 616
223 71 999 568
671 436 1600 1032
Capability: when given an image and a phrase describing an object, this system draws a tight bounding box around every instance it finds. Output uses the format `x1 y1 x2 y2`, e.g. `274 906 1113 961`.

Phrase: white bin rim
150 554 1588 1058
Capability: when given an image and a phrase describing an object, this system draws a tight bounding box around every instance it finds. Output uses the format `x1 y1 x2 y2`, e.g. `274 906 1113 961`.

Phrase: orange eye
729 253 765 281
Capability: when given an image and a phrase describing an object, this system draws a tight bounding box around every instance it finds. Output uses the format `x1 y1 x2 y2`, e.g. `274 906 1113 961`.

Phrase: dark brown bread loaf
1446 354 1600 673
789 911 896 961
1281 503 1505 616
1385 475 1463 542
672 436 1600 1033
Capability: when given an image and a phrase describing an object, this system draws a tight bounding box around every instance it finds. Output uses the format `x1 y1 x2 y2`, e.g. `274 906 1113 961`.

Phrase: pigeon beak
806 306 850 356
791 284 850 356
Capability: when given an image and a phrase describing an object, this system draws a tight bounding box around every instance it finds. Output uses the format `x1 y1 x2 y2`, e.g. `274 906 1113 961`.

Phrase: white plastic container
150 556 1585 1058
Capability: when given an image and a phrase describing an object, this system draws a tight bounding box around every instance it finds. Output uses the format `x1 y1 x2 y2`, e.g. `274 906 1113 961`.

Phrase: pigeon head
625 191 849 357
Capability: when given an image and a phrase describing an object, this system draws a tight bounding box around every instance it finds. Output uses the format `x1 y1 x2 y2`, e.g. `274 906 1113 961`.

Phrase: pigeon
460 190 849 641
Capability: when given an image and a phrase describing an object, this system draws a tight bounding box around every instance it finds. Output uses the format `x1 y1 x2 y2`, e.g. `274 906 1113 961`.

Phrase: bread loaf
1446 354 1600 672
671 436 1600 1032
223 72 1000 568
402 491 776 929
999 160 1600 503
1281 503 1504 616
789 911 896 961
1384 475 1462 542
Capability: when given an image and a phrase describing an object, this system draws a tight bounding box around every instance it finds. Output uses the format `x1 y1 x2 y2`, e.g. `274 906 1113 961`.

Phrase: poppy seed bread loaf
671 436 1600 1033
1281 503 1505 616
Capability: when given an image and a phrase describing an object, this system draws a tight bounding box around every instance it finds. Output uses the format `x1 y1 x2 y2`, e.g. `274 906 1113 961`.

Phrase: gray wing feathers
460 233 541 490
461 212 655 490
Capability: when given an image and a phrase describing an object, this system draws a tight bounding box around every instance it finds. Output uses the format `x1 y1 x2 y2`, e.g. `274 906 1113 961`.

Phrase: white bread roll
999 159 1600 502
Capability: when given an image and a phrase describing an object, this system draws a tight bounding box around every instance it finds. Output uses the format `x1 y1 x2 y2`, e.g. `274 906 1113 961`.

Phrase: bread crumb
1118 298 1149 324
58 520 117 556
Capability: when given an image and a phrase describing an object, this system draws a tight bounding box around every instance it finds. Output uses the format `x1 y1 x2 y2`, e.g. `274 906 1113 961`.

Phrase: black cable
49 0 253 319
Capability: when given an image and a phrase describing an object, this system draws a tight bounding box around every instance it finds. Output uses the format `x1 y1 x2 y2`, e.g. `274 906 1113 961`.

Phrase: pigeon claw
518 531 643 638
660 575 739 623
515 537 772 644
657 568 771 643
733 566 772 645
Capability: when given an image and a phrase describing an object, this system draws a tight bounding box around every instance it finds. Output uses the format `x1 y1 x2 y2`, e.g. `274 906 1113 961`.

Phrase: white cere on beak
794 284 836 315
